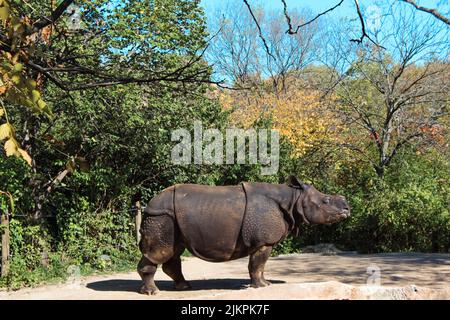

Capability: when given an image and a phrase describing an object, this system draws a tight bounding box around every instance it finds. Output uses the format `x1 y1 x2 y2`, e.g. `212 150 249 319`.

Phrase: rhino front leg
137 256 159 295
248 245 273 288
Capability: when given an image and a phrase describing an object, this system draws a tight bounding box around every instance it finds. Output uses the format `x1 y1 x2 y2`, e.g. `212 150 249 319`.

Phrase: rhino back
174 184 246 262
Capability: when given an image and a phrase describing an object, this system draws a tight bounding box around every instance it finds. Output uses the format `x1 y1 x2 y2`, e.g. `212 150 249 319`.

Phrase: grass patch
0 253 139 291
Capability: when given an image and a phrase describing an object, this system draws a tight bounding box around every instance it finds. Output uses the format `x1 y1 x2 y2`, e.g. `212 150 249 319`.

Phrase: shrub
282 150 450 254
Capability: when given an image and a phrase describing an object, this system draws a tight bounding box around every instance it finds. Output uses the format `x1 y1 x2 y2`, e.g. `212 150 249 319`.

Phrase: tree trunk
1 209 10 277
377 116 393 178
135 201 142 245
374 165 385 179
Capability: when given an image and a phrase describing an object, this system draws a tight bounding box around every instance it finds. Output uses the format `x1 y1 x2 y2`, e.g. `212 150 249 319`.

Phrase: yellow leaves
0 122 13 139
0 55 50 116
4 137 19 156
0 103 32 165
37 99 46 111
12 63 23 72
0 1 50 117
0 0 10 24
26 79 37 89
1 127 32 165
222 87 343 158
31 89 40 102
1 71 8 83
0 1 43 167
18 147 32 165
10 73 20 84
5 137 30 166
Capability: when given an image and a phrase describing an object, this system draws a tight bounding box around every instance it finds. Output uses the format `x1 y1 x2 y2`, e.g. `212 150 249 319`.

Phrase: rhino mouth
325 210 350 224
336 209 350 222
339 210 350 219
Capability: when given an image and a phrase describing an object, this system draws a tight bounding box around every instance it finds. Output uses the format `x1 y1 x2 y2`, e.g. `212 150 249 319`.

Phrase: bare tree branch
26 60 69 90
350 0 386 49
29 0 75 34
383 132 423 166
282 0 344 34
29 63 223 91
400 0 450 25
243 0 276 60
25 40 225 91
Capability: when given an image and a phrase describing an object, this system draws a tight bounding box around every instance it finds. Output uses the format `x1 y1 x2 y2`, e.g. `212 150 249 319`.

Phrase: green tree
1 0 214 161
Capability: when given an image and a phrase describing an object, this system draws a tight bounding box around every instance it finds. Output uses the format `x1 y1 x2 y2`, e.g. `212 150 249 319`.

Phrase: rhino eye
323 198 330 204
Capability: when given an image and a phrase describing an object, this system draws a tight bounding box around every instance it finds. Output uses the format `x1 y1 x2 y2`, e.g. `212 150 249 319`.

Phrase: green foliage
0 0 217 289
280 149 450 254
272 236 301 256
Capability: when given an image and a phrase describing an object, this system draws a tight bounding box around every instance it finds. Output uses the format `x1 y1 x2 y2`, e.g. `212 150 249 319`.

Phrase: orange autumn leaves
220 88 343 157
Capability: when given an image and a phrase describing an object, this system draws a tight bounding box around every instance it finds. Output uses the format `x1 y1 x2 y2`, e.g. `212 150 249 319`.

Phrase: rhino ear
285 175 305 189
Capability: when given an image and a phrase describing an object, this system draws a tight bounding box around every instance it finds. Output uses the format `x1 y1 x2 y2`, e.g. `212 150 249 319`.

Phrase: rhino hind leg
137 256 159 295
248 245 273 288
138 214 179 294
162 244 191 290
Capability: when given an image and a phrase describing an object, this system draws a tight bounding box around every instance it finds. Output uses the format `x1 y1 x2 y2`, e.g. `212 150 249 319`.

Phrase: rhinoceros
137 176 350 294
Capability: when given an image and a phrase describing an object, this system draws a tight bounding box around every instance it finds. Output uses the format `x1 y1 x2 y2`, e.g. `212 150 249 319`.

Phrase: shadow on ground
86 279 286 293
269 253 450 288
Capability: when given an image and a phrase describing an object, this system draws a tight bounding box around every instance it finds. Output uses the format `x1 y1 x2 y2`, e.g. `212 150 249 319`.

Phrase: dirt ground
1 252 449 300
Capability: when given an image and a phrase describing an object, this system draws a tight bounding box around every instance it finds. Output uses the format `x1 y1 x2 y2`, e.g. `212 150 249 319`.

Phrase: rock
99 254 111 261
98 254 112 268
198 281 450 300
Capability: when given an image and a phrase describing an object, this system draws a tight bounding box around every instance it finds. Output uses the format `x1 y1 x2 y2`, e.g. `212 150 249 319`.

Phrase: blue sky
200 0 449 20
199 0 449 79
200 0 355 16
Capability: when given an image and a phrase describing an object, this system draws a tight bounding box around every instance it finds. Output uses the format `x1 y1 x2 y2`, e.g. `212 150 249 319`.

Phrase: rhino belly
174 184 246 262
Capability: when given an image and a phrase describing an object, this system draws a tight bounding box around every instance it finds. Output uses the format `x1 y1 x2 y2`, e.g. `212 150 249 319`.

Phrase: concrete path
1 252 449 300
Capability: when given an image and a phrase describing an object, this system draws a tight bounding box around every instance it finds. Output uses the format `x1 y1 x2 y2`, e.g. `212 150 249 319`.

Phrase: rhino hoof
251 281 270 288
262 279 271 286
174 282 191 290
140 285 159 295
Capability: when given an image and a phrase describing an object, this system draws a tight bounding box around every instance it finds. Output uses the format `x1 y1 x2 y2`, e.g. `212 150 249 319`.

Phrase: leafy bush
280 149 450 254
272 236 301 256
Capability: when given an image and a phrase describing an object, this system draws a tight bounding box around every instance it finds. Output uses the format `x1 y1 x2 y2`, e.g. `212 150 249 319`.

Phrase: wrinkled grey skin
137 176 350 295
